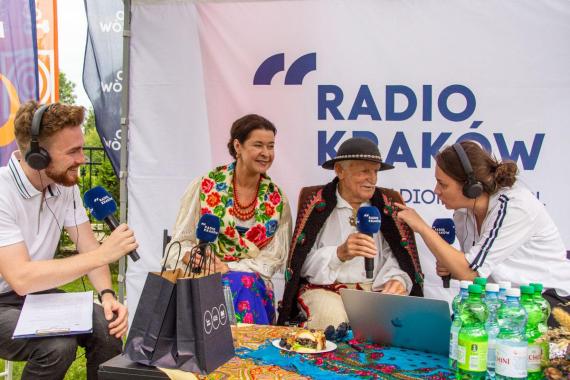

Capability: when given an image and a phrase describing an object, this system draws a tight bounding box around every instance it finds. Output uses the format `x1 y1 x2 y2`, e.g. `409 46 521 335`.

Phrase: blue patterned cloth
236 331 454 379
222 271 275 324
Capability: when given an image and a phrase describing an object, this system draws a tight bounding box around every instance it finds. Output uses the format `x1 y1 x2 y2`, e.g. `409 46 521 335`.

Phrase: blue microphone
196 213 221 244
192 214 221 273
84 186 140 262
356 206 381 279
432 218 456 288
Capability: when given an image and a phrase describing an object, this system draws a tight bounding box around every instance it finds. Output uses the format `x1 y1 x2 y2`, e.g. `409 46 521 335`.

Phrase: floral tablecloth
161 324 453 379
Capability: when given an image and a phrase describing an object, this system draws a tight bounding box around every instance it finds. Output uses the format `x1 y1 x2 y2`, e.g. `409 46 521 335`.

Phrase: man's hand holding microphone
84 186 140 263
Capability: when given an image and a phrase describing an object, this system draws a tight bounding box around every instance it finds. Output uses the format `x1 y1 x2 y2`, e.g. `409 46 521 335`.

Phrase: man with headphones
394 140 570 326
0 101 138 379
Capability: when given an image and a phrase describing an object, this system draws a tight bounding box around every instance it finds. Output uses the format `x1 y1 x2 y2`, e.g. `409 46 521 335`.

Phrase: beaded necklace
231 173 261 221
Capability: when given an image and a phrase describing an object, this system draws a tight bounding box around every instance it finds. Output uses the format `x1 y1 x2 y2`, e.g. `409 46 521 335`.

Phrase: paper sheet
12 291 93 338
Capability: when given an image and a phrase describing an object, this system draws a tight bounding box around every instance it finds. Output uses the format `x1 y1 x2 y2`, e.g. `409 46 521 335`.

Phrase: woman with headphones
395 140 570 325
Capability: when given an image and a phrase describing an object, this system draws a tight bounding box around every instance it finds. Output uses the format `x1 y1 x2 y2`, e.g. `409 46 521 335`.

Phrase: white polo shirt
454 183 570 296
0 152 89 294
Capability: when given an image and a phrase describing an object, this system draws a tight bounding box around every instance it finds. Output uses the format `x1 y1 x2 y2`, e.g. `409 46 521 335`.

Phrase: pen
35 328 70 335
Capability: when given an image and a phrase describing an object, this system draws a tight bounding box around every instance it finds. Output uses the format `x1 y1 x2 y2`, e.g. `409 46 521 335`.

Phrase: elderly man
278 137 423 329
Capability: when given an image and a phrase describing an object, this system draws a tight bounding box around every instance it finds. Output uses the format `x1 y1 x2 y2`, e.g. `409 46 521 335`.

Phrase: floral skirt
222 271 275 324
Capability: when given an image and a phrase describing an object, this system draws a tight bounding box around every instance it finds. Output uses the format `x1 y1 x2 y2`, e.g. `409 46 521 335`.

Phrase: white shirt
301 190 412 293
0 152 88 294
455 183 570 296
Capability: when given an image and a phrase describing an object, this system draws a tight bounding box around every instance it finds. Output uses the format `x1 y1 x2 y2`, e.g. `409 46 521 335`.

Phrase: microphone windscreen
83 186 117 221
356 206 381 235
432 218 456 244
196 213 221 243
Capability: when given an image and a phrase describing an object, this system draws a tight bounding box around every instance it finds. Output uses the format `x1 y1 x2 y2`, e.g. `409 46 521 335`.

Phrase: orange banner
35 0 58 103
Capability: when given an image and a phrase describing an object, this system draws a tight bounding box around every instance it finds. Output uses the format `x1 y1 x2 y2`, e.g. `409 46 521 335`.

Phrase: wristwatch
98 288 117 303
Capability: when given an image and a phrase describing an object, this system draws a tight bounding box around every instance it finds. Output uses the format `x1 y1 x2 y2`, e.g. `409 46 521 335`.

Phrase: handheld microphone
432 218 456 288
195 213 221 247
83 186 140 262
193 214 221 272
355 206 381 279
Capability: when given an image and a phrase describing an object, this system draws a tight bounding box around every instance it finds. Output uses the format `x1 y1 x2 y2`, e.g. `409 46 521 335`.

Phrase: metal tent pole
117 0 132 304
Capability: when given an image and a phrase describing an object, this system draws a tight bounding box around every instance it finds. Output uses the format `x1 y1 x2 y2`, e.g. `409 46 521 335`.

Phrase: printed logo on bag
203 304 228 335
219 304 228 326
204 310 213 334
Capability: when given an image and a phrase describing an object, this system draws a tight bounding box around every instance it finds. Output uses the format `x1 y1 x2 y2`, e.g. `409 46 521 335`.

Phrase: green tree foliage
58 72 77 104
80 110 119 202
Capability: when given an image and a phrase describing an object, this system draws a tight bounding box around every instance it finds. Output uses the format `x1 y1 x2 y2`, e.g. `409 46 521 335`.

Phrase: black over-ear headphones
453 143 483 199
25 104 51 170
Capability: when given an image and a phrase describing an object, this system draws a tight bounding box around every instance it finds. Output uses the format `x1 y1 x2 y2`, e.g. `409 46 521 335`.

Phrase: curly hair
435 141 518 194
14 101 85 152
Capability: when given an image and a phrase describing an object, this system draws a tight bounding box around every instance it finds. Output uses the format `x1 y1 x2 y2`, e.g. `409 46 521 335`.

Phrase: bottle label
487 338 496 370
527 344 542 372
541 340 549 367
449 325 459 361
496 343 528 378
458 340 488 372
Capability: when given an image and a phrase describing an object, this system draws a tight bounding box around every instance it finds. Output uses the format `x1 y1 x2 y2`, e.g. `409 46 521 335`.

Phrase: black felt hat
321 137 394 171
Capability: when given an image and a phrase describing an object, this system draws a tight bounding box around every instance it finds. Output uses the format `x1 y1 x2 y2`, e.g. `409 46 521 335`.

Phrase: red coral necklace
232 173 261 221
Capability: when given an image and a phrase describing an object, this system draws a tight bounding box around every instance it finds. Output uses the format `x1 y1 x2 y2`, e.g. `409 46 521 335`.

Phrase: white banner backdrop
127 0 570 323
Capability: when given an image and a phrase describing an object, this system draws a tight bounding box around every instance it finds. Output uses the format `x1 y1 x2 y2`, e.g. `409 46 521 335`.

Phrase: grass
9 270 120 379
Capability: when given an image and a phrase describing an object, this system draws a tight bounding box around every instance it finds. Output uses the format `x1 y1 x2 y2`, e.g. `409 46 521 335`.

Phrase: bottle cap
486 283 499 292
506 288 521 297
520 285 535 295
529 283 543 292
468 284 483 294
460 280 473 289
498 281 511 290
474 277 487 286
222 278 230 286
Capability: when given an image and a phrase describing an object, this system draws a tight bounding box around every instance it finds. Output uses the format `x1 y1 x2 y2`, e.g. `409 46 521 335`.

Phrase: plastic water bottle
485 283 501 379
499 281 512 302
529 282 551 368
457 284 488 380
450 280 473 369
222 278 237 325
474 277 488 300
520 285 542 380
496 288 528 380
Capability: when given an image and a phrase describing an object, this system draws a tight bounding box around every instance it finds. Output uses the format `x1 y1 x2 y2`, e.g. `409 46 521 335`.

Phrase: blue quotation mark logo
253 52 316 85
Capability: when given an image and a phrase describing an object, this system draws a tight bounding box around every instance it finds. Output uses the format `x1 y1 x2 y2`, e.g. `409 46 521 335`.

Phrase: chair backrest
162 229 172 257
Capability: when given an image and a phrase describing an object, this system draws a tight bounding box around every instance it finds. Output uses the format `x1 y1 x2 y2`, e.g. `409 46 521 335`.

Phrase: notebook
340 289 451 355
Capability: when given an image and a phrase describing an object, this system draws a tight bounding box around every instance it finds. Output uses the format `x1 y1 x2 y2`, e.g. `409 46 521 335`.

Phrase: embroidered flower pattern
224 272 275 324
199 163 284 260
282 340 453 378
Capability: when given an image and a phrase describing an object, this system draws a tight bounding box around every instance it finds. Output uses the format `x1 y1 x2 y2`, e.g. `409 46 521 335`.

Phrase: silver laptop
340 289 451 356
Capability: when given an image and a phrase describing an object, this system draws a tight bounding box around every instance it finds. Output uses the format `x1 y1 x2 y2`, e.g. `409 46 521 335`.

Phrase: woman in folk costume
163 114 292 324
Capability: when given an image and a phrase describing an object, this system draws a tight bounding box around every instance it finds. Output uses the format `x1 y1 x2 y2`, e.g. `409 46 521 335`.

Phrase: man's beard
45 165 79 186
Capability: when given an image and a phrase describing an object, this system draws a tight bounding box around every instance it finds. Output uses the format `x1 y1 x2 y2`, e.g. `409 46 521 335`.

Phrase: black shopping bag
176 271 235 374
124 243 184 367
123 269 180 366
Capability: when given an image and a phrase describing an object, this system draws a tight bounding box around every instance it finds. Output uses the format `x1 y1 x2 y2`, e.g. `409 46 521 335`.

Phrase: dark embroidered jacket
277 178 424 325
